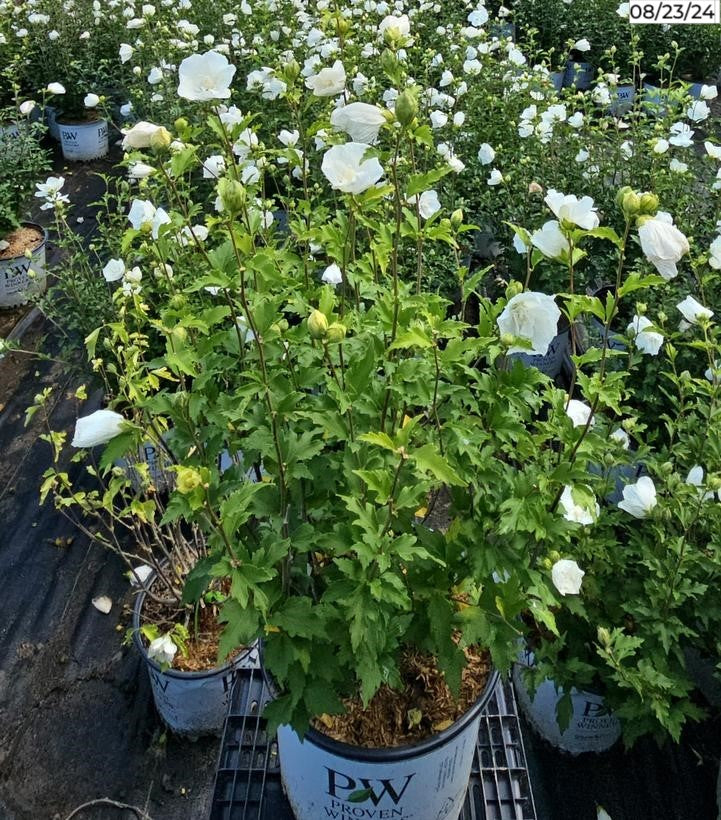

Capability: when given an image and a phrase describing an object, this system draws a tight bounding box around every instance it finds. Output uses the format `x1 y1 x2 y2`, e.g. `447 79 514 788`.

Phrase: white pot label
278 711 482 820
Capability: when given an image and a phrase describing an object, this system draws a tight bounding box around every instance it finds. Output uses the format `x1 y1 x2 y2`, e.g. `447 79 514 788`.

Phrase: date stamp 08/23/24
629 0 720 22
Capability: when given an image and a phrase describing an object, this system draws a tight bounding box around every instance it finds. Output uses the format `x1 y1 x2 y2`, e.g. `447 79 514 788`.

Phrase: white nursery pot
274 669 499 820
549 71 565 92
508 328 570 378
117 438 174 492
58 118 109 161
564 61 594 89
45 106 61 140
0 122 20 140
132 586 259 737
0 223 48 309
608 84 635 116
513 656 621 755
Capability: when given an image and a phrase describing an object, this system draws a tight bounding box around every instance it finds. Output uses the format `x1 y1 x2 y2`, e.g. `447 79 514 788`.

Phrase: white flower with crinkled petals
497 291 560 355
71 409 125 448
544 189 599 229
477 143 495 165
177 51 236 101
677 295 713 324
378 14 410 40
102 259 125 282
627 315 664 355
618 476 657 518
84 93 100 108
653 138 669 154
551 559 585 596
46 82 66 95
330 103 386 144
560 486 599 526
709 236 721 269
34 176 69 210
147 633 178 666
669 121 694 148
686 465 715 501
638 212 689 280
119 43 134 63
487 168 503 186
321 142 384 194
408 190 441 220
321 263 342 285
565 399 594 428
305 60 346 97
202 155 226 179
531 220 569 259
611 428 630 449
122 121 162 150
128 161 155 180
687 100 710 123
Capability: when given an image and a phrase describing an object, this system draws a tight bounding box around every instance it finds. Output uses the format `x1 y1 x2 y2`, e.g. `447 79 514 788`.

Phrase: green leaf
359 431 397 452
218 599 260 663
98 431 140 472
583 226 623 247
412 444 465 486
406 166 452 197
271 598 327 639
389 327 433 351
348 789 373 804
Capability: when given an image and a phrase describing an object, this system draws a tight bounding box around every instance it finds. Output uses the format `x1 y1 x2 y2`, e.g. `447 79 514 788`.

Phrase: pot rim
56 116 107 127
265 642 500 762
132 578 254 680
0 222 48 261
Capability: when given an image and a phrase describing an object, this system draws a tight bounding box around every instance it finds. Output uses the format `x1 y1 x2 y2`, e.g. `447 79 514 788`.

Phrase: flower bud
505 280 524 299
661 461 674 474
621 190 641 216
169 293 187 310
282 58 300 82
548 550 561 562
308 310 329 339
218 177 245 214
150 126 172 152
176 466 202 494
174 117 189 132
639 192 659 215
500 332 516 348
635 302 647 315
708 475 721 492
597 626 612 647
528 181 543 194
395 89 418 127
450 208 464 228
326 322 347 343
615 186 634 209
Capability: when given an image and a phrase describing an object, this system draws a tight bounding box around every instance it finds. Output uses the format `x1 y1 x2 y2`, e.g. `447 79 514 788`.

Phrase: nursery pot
0 222 47 309
266 662 500 820
513 652 621 755
549 71 565 92
44 106 61 140
0 122 20 140
507 327 570 379
132 584 259 737
564 61 594 90
116 437 175 492
58 118 109 161
608 84 635 116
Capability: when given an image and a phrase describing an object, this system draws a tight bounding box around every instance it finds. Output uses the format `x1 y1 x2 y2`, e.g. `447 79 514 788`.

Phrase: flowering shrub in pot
0 101 50 308
10 0 721 779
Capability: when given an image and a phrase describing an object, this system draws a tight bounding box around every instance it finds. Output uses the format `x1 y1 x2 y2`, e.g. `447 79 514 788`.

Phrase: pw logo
326 768 415 806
